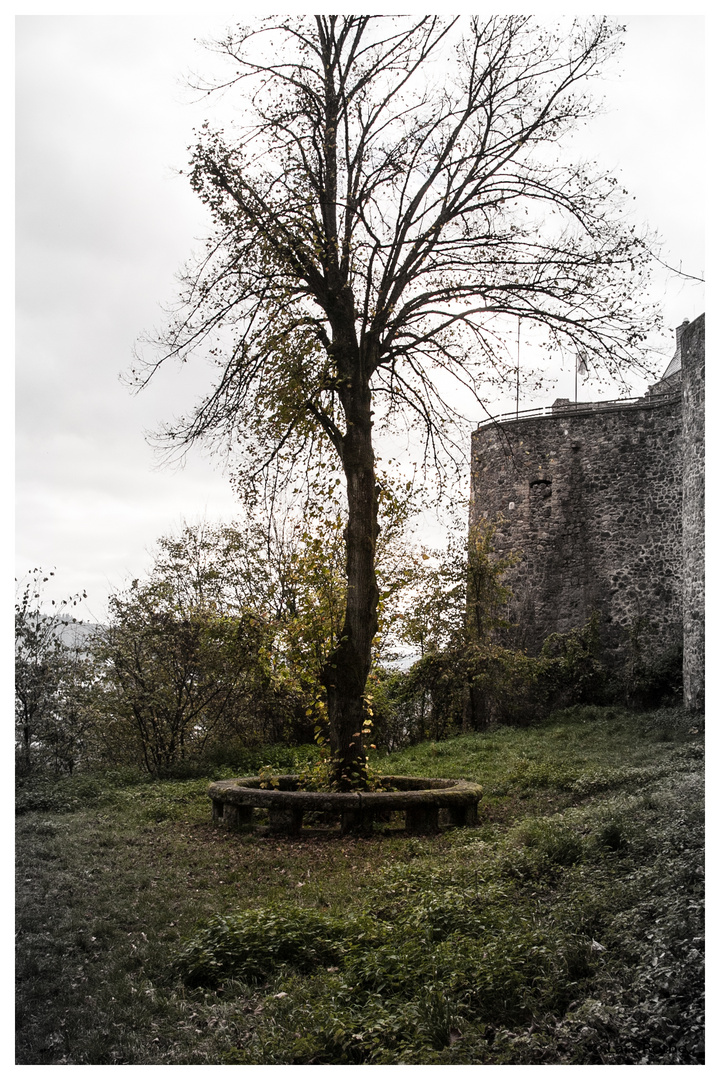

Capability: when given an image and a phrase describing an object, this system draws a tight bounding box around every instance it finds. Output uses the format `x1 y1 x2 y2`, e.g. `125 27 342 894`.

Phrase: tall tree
95 576 277 777
134 15 658 786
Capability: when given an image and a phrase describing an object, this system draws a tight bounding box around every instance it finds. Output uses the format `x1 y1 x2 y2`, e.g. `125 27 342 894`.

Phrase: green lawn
15 705 704 1064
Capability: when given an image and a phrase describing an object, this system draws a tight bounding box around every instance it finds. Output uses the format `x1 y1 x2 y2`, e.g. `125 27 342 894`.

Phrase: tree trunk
322 372 379 789
22 712 33 774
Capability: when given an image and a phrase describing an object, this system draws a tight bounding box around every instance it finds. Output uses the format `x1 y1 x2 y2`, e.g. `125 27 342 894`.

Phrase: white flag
576 349 589 376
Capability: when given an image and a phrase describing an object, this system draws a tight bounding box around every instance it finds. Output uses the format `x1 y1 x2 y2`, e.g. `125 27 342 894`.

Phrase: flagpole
516 317 520 419
575 348 588 407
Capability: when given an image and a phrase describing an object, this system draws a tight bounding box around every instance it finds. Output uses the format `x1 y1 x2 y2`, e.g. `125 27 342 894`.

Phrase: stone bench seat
209 774 483 835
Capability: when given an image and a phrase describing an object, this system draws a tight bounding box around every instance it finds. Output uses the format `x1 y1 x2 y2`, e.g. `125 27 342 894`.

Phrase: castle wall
470 396 684 661
681 314 705 709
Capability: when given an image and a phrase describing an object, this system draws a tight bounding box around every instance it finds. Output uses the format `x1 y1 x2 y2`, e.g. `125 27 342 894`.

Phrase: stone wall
469 315 707 708
681 314 705 709
470 397 684 663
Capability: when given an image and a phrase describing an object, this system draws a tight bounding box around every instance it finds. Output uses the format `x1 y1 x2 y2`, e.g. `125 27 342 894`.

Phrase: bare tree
133 15 659 786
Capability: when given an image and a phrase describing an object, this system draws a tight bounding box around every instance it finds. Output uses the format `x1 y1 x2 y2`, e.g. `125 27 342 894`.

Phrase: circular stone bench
208 775 483 835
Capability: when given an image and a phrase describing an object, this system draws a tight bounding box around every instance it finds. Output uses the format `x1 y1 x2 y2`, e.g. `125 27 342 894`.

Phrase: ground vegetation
16 706 703 1065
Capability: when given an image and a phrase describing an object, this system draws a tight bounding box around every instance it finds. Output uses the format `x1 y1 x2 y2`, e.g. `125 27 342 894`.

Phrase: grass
15 705 704 1064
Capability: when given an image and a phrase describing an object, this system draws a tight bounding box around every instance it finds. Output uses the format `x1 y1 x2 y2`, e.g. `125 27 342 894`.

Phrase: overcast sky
15 7 705 621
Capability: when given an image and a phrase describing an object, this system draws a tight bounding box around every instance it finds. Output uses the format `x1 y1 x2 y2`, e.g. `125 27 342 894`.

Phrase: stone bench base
209 775 482 835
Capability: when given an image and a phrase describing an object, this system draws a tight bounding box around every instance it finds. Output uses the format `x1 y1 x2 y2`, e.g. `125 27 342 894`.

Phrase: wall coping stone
209 775 483 835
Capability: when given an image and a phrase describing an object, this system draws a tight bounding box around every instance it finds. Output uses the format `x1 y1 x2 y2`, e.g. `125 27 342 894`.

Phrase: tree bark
322 351 379 789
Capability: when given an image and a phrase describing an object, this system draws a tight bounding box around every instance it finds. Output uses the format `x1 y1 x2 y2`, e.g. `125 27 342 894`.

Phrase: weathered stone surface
469 314 704 705
471 397 683 657
682 316 705 710
268 805 304 835
208 775 483 835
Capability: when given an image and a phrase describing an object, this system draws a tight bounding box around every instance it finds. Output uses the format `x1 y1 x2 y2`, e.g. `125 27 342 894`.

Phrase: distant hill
54 620 103 650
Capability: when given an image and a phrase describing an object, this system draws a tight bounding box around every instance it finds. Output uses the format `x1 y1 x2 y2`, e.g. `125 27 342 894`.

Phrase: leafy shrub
494 757 581 793
228 985 461 1065
616 619 683 709
539 613 607 706
175 907 380 987
509 817 585 875
169 742 322 779
291 754 387 793
591 819 627 852
15 767 146 815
